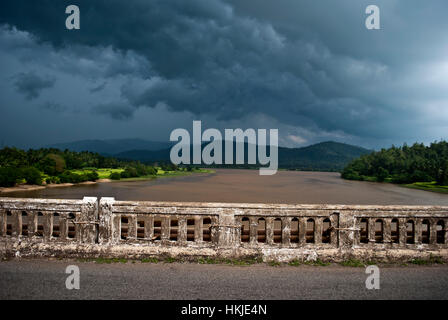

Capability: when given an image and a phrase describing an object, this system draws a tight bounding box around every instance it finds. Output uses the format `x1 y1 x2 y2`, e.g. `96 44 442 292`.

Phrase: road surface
0 259 447 299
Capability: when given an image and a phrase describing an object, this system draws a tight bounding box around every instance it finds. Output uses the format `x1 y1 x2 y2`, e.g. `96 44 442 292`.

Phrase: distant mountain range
277 141 372 171
46 139 173 155
115 141 372 171
46 138 372 172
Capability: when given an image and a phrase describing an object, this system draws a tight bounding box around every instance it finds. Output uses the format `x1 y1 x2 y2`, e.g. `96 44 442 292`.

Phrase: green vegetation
342 141 448 192
77 258 128 264
0 167 22 187
0 147 202 188
285 259 331 266
287 260 301 266
65 255 446 266
408 255 444 265
196 257 263 266
339 259 377 267
164 257 178 263
303 259 331 266
403 182 448 194
223 257 263 265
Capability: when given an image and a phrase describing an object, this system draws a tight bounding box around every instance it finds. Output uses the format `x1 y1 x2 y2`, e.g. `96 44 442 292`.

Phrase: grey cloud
0 0 447 148
40 101 67 112
92 102 135 120
13 71 55 100
90 82 107 93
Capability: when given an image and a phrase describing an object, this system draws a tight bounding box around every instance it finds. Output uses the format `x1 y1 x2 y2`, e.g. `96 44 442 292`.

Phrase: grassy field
345 175 448 194
69 167 214 182
402 182 448 194
71 168 124 179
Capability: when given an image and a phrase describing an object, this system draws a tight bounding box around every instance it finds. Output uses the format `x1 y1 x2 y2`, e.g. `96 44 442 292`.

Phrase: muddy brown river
1 169 447 205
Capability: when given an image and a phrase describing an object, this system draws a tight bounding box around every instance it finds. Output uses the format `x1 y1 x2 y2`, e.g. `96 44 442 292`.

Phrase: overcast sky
0 0 447 149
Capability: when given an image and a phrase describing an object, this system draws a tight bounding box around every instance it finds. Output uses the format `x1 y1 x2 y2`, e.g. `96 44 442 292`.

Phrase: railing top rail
0 197 86 205
108 199 448 212
0 197 95 212
0 197 447 213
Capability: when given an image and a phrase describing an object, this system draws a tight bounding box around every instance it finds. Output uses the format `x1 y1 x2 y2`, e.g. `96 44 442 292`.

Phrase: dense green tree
21 167 43 185
121 167 138 179
377 167 389 182
342 141 448 185
0 167 22 187
0 147 177 187
109 172 121 180
437 160 448 185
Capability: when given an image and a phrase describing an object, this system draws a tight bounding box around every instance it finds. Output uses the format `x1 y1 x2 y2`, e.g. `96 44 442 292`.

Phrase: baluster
161 216 170 242
60 213 67 240
265 217 274 245
430 218 437 245
0 210 5 236
194 215 202 242
415 218 422 244
210 216 219 243
249 217 257 245
299 217 306 244
399 218 407 245
330 213 338 247
368 218 375 244
43 211 52 242
10 210 20 237
236 217 243 244
384 218 392 244
353 217 361 246
314 217 323 244
282 217 291 246
19 211 25 237
128 215 137 241
112 214 121 243
442 219 448 244
144 215 154 240
445 219 448 245
75 212 83 243
28 211 36 237
178 216 187 243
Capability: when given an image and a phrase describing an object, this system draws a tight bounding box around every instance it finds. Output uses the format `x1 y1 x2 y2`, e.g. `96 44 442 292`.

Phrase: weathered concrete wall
1 197 448 262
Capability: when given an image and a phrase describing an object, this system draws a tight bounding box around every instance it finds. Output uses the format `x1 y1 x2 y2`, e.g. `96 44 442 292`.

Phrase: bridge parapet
0 197 97 244
1 197 448 262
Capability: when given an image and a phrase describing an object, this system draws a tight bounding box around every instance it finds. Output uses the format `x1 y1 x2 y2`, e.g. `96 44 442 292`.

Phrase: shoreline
341 176 448 195
0 169 215 194
0 179 113 194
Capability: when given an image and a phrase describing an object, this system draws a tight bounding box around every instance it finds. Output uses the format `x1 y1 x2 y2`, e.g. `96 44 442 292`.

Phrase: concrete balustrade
0 197 97 243
1 197 448 262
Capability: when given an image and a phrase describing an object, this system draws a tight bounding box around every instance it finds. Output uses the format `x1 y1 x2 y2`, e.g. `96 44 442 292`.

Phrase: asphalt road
0 260 447 300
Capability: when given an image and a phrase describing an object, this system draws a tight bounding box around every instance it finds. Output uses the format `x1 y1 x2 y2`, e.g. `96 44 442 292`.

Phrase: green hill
115 141 372 172
341 141 448 189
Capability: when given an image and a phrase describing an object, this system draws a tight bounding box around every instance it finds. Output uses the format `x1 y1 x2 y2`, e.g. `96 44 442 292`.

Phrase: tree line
0 147 160 187
341 141 448 185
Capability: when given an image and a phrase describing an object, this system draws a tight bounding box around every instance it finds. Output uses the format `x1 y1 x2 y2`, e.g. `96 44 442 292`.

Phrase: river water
2 169 447 205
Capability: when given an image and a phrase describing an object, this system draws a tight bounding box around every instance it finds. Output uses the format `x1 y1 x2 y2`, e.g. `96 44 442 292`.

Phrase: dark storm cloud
40 101 67 112
89 82 107 93
93 102 135 120
12 71 55 100
0 0 447 148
